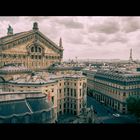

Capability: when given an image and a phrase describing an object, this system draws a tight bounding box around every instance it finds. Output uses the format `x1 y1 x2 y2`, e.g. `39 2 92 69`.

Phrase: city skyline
0 16 140 60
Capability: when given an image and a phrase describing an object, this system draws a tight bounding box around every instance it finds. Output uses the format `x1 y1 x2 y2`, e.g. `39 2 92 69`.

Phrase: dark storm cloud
53 18 84 29
108 33 128 43
88 33 108 45
22 16 49 22
1 16 140 59
88 20 120 34
64 32 85 44
0 16 20 24
121 17 140 33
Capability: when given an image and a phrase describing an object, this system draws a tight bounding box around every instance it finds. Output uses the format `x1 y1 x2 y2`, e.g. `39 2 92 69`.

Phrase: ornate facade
0 66 87 120
0 22 63 70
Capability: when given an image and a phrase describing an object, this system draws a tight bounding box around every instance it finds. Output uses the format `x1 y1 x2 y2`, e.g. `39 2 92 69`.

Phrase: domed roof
0 64 31 73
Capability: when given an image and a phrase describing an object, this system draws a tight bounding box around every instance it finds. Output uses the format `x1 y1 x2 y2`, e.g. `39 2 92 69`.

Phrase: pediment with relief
0 30 63 55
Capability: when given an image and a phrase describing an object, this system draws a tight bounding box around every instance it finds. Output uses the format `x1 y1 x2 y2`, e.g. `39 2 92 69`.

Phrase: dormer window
38 47 41 52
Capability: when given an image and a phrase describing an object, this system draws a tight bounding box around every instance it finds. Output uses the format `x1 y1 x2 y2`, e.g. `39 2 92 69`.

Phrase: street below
87 96 137 124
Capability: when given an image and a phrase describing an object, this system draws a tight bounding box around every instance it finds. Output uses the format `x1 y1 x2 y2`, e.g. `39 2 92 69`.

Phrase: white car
100 101 104 104
112 113 120 117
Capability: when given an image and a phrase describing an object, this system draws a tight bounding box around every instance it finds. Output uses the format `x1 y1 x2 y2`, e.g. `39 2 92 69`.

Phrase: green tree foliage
126 96 140 117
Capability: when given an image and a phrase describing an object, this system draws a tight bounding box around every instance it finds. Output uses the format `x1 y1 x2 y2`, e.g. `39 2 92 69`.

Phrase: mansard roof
9 72 57 85
0 99 31 117
0 64 32 74
0 29 63 51
27 97 53 112
0 94 53 118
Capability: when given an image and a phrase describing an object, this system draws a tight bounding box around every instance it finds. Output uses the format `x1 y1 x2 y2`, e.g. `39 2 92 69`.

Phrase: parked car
112 113 120 117
100 100 104 104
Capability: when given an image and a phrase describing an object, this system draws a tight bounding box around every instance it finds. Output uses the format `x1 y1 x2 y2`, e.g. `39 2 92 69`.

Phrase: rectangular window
71 89 73 94
52 89 54 92
59 89 61 93
52 96 54 104
80 89 82 96
64 103 66 108
74 104 76 109
74 89 76 94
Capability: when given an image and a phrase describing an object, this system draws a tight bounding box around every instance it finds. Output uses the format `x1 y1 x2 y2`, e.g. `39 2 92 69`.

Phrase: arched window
31 46 34 52
38 47 41 53
35 46 38 52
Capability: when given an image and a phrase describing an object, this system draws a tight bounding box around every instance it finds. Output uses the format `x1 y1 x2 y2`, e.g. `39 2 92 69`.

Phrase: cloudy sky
0 16 140 60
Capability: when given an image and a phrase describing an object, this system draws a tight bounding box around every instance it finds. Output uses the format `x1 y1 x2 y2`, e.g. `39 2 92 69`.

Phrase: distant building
129 48 133 63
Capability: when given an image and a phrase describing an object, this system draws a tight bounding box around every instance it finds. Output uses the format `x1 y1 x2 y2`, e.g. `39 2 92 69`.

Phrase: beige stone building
50 73 87 116
0 63 32 81
0 22 87 121
2 73 58 119
85 69 140 114
0 66 87 118
0 23 63 70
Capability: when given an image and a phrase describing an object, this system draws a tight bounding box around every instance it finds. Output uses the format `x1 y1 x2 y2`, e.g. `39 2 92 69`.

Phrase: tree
126 96 140 118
